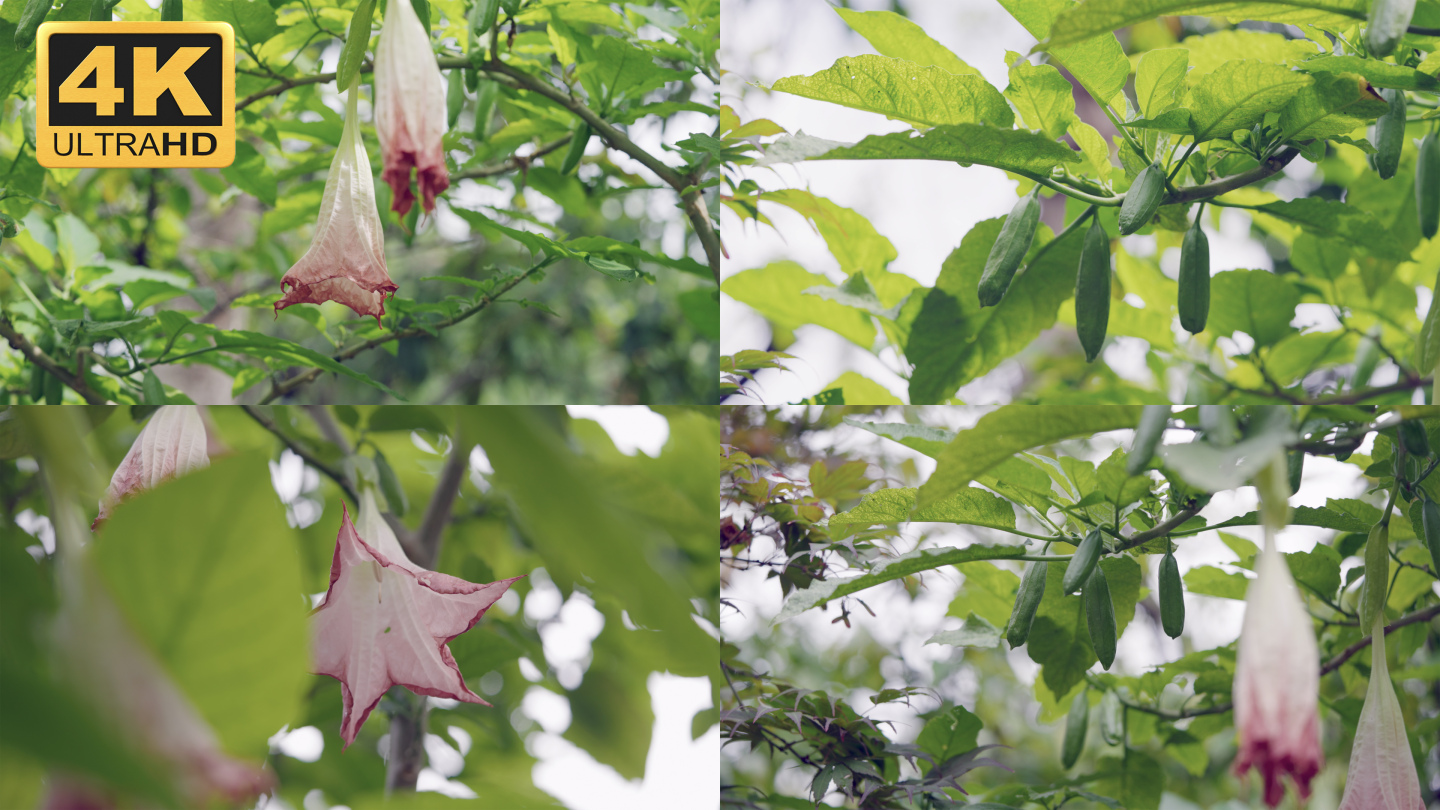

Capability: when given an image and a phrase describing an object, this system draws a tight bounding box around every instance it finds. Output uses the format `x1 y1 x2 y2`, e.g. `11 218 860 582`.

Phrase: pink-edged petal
277 87 395 324
311 503 521 748
1336 616 1426 810
94 406 209 529
374 0 449 217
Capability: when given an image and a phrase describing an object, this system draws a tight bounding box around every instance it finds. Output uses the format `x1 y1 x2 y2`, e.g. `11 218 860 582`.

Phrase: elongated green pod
559 122 591 175
1063 529 1103 595
1417 131 1440 239
1373 88 1407 179
1287 450 1305 494
1359 522 1390 629
28 365 46 403
1118 162 1166 235
978 187 1042 307
1084 564 1117 669
1366 0 1416 58
473 80 499 140
160 0 183 21
1006 560 1048 648
1399 419 1431 457
44 369 63 404
1061 689 1088 769
1126 405 1168 476
1159 549 1184 639
1422 496 1440 574
469 0 501 39
1177 216 1210 334
1097 689 1124 745
1075 216 1111 362
1352 328 1382 390
142 370 165 406
446 68 465 129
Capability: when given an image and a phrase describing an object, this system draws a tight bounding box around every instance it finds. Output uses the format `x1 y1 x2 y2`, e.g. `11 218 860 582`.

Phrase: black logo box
47 33 224 127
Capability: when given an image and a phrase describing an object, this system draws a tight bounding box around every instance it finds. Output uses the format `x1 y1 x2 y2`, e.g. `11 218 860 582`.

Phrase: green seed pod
28 365 46 403
1118 161 1166 235
142 369 165 406
473 80 499 141
1373 88 1407 179
446 68 465 129
1422 496 1440 575
1352 328 1382 391
1126 405 1168 476
1366 0 1416 58
1287 450 1305 494
44 368 63 404
1075 216 1111 362
160 0 182 21
375 450 409 517
1063 529 1104 595
1098 689 1124 745
1416 131 1440 239
1359 522 1390 629
1006 560 1048 648
977 186 1042 307
1399 419 1431 457
559 122 591 175
469 0 501 40
1159 549 1185 639
1084 564 1117 670
1177 215 1210 334
1061 689 1088 769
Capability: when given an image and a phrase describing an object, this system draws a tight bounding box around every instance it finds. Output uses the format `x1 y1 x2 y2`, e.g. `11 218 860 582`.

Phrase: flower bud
374 0 450 217
94 406 209 529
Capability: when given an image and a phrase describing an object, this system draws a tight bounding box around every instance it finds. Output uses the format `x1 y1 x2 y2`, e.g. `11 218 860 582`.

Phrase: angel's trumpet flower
276 87 396 323
94 406 209 529
1336 615 1425 810
374 0 450 217
1232 453 1323 807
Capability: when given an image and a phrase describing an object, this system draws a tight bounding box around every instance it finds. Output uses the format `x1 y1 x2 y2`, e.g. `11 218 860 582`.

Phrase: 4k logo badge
36 22 235 168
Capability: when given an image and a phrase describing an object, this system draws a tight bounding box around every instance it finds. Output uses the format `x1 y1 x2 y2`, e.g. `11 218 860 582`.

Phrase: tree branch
411 440 470 569
255 257 555 403
0 314 107 404
1167 147 1301 205
1114 505 1202 553
240 405 361 506
452 135 571 181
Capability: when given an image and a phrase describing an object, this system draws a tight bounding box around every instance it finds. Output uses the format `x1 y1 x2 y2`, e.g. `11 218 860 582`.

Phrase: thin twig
410 441 470 569
452 135 572 181
240 405 361 506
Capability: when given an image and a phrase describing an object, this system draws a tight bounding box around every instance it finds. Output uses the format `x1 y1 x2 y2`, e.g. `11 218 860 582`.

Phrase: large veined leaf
1206 269 1300 348
829 486 1018 531
916 405 1143 509
774 544 1031 621
842 418 957 458
996 0 1130 109
1278 72 1388 141
1295 55 1440 90
770 55 1013 129
758 190 898 276
1135 48 1189 119
1047 0 1370 48
1251 198 1411 260
93 452 309 758
1006 60 1076 139
906 217 1079 404
1188 60 1313 142
764 123 1082 176
833 7 976 75
722 261 876 348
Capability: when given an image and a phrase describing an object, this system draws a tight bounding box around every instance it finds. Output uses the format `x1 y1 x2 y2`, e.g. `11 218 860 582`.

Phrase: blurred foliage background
0 404 719 809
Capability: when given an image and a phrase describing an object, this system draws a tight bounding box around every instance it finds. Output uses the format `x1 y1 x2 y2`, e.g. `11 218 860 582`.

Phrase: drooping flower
52 513 273 807
276 87 396 323
310 492 521 748
1232 534 1323 806
94 405 209 529
373 0 450 217
1337 615 1426 810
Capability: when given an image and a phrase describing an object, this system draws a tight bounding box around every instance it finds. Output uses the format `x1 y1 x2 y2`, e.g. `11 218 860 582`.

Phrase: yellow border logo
36 22 235 168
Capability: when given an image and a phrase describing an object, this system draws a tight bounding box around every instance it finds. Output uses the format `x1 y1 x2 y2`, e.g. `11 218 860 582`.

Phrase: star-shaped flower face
310 498 520 748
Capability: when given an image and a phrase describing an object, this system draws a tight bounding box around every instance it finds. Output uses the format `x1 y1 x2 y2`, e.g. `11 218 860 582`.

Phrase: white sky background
258 406 716 810
719 0 1330 405
721 407 1440 806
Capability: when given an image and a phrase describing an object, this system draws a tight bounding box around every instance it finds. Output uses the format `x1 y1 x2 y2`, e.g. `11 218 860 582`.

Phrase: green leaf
832 7 976 75
1290 234 1351 279
721 261 875 349
906 217 1080 403
1253 197 1411 260
220 141 276 206
93 453 309 757
54 213 100 272
1295 54 1440 90
926 612 1003 648
997 0 1130 109
829 486 1018 531
1005 59 1074 139
1183 566 1250 599
771 55 1012 129
1188 60 1313 142
770 122 1081 176
1278 71 1388 141
576 37 684 107
949 562 1021 627
1094 751 1165 810
1134 48 1188 119
804 372 901 405
1286 543 1342 600
1048 0 1366 48
678 288 719 340
842 418 956 458
916 404 1142 509
758 190 898 276
336 0 376 93
201 0 278 47
1207 269 1300 348
915 705 983 762
775 544 1030 621
1028 556 1140 697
